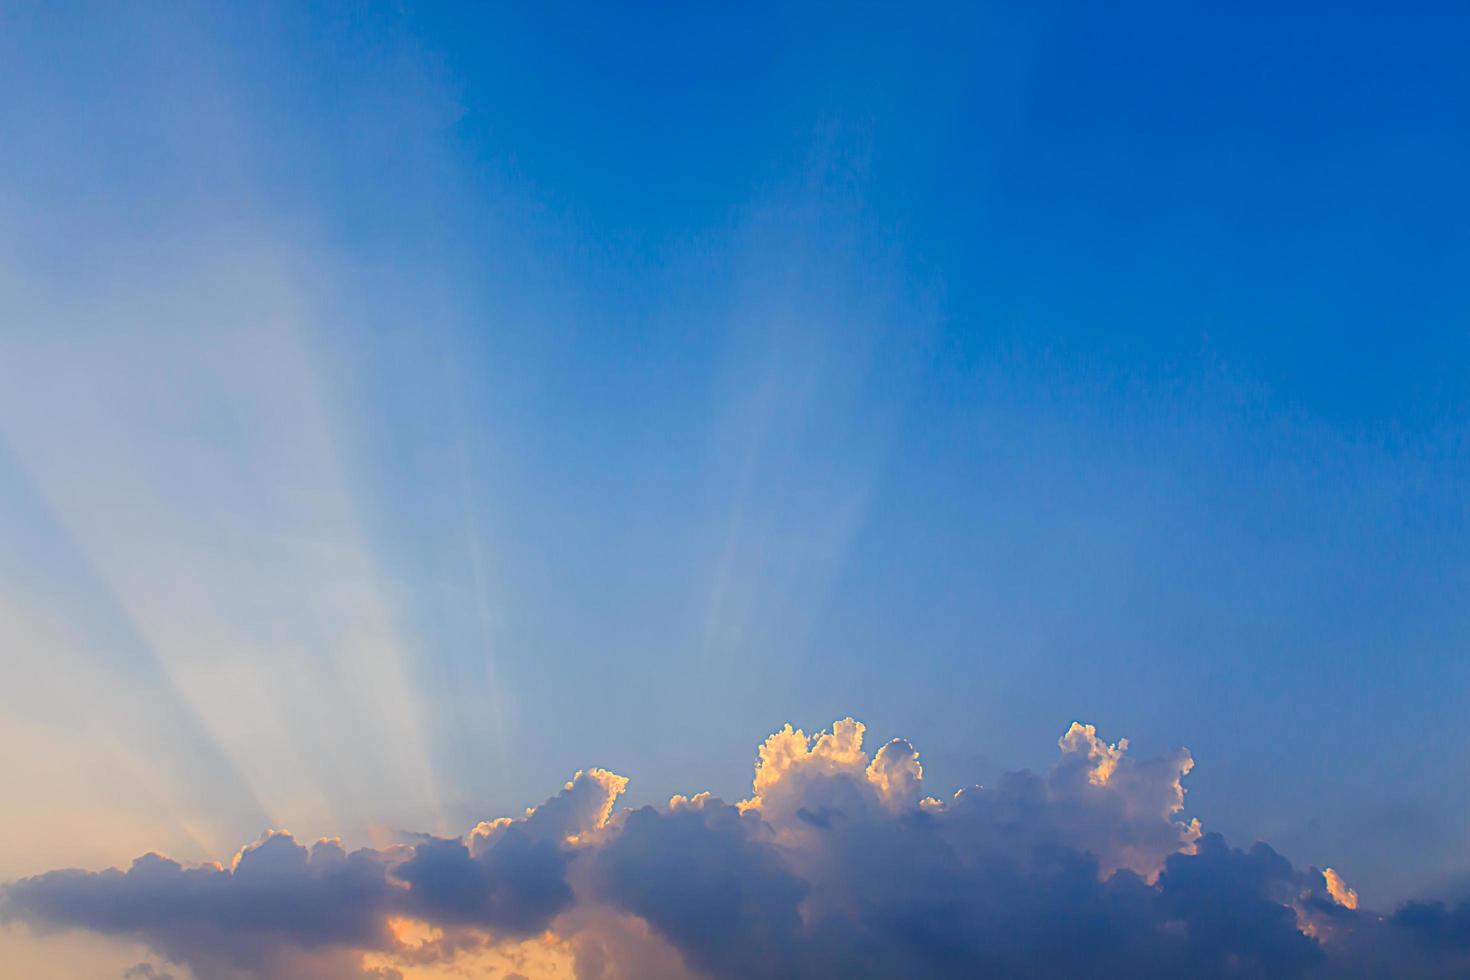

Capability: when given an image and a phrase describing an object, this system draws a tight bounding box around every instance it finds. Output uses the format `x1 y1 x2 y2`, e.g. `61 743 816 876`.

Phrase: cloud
1324 867 1359 910
5 718 1470 979
123 966 177 980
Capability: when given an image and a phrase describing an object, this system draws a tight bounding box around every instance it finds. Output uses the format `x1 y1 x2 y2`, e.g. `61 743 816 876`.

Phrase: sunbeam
4 3 1470 977
0 244 446 845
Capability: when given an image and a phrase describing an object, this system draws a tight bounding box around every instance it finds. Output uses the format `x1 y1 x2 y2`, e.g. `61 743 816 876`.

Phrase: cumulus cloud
5 718 1470 979
1323 867 1359 911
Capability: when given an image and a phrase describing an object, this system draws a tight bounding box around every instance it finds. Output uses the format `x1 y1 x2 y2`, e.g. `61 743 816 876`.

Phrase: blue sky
3 3 1470 954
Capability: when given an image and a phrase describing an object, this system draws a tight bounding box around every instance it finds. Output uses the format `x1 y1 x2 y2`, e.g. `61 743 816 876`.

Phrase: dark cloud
6 718 1470 979
1393 899 1470 952
395 829 572 932
1154 834 1325 978
594 799 808 978
5 834 398 977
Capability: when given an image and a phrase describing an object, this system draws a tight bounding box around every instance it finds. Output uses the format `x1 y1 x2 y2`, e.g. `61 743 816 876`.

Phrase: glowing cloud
1324 867 1360 910
4 718 1469 979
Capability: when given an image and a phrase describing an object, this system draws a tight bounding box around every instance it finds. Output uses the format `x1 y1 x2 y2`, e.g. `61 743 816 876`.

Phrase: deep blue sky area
2 2 1468 910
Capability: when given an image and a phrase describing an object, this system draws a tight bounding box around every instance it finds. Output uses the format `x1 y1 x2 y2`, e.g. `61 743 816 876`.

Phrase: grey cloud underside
5 720 1470 980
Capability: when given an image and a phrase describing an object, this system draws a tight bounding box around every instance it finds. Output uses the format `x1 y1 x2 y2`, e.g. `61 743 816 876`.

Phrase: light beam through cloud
5 717 1467 979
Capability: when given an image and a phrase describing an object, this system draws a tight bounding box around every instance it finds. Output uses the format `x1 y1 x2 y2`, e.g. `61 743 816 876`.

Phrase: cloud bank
4 719 1469 979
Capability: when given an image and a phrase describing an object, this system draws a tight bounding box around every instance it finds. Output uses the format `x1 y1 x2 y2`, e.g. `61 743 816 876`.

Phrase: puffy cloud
865 738 923 811
593 796 806 979
6 717 1470 979
2 786 584 979
394 829 570 934
465 768 628 861
3 833 398 978
1324 867 1359 910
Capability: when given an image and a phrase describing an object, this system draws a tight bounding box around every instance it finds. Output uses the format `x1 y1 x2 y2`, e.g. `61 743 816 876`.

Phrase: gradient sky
3 1 1469 949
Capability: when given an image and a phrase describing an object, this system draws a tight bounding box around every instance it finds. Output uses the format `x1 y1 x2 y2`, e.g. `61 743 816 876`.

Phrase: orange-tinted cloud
5 718 1467 979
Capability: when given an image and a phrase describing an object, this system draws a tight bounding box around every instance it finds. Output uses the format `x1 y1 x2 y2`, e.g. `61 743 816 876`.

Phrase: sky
1 3 1469 978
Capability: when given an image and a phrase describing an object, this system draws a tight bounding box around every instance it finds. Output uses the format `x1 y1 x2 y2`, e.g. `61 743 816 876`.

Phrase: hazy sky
2 4 1469 976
